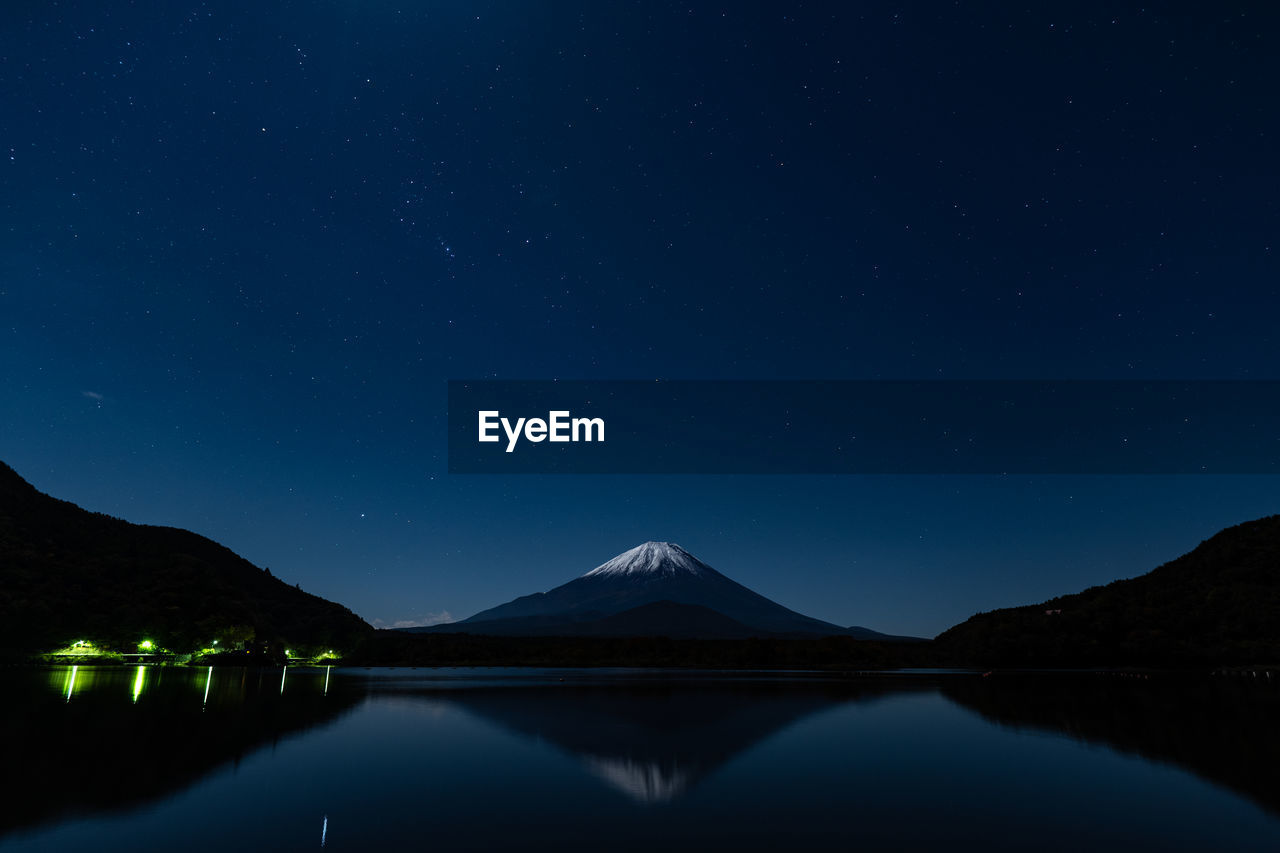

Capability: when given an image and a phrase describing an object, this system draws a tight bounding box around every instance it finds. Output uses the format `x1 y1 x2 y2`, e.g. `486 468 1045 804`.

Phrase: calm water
3 666 1279 851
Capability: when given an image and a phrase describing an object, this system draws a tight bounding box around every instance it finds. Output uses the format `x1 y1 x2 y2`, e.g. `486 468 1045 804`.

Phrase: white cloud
372 610 454 629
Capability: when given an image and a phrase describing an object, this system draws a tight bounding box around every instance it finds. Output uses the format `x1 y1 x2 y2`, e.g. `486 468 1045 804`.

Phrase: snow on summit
583 541 712 578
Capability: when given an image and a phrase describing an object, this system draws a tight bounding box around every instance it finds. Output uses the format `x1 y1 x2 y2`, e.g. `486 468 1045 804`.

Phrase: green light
132 665 146 703
139 640 154 651
65 665 78 702
51 639 103 657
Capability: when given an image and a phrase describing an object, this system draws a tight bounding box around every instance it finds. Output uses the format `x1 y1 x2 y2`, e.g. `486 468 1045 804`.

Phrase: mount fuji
412 541 915 640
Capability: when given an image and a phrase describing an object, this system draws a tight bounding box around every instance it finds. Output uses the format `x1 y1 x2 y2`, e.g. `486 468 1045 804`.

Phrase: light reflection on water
3 667 1279 852
130 665 145 703
62 666 77 702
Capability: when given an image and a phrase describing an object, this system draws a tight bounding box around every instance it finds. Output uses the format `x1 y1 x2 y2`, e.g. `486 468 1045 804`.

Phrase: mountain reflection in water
6 667 1280 851
415 680 922 803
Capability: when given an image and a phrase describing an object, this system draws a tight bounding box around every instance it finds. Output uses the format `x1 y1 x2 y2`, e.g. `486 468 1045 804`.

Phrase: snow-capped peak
583 541 709 578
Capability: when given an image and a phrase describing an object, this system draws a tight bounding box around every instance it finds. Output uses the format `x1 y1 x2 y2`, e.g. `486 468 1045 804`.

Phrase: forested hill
0 461 371 656
937 515 1280 666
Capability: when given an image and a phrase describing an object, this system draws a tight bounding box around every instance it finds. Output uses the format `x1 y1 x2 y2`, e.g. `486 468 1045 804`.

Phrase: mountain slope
430 601 769 639
0 461 372 655
420 541 912 639
936 515 1280 665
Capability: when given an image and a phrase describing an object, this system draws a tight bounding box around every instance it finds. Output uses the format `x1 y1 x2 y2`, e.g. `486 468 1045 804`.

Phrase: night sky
3 2 1277 637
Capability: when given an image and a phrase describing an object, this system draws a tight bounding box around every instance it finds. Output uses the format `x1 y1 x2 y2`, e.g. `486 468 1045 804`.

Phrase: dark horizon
6 456 1279 645
3 2 1277 637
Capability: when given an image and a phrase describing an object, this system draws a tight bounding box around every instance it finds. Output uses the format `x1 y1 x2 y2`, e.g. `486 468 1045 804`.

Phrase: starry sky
2 2 1277 637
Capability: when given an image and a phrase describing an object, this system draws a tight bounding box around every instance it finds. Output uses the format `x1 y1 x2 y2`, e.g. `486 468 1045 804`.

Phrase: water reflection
131 665 146 703
370 670 1280 814
3 666 361 842
942 672 1280 817
399 678 931 803
7 667 1280 850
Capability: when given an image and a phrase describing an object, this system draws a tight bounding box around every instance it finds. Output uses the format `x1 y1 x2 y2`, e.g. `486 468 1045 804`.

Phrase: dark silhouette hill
413 541 919 640
936 515 1280 666
0 461 372 655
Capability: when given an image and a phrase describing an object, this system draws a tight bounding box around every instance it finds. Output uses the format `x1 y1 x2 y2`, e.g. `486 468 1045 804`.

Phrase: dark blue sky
2 2 1277 636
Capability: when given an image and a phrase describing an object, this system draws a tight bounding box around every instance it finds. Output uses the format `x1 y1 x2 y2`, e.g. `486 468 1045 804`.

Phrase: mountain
426 601 769 639
936 515 1280 665
415 541 914 640
0 461 372 656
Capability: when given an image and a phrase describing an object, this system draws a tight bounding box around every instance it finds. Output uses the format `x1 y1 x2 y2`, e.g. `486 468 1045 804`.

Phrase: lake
3 666 1278 851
